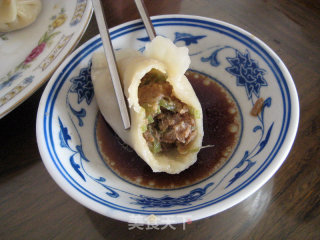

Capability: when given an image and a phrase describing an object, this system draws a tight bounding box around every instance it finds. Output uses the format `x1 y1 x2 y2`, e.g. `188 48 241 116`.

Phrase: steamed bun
0 0 42 32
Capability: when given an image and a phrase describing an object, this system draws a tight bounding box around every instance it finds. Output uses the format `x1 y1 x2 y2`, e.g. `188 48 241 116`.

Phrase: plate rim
0 0 93 119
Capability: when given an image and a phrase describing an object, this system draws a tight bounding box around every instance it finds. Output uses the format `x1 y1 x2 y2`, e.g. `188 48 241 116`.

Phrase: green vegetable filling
159 98 176 112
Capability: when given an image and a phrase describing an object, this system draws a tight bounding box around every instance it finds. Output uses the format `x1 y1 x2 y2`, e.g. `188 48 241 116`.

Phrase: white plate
36 15 299 224
0 0 92 118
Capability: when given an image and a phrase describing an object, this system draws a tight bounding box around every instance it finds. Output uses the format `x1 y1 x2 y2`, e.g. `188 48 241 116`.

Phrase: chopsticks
91 0 156 130
134 0 157 40
91 0 131 129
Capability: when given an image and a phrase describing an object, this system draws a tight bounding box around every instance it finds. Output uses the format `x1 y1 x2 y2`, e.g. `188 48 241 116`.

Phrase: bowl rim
36 14 300 224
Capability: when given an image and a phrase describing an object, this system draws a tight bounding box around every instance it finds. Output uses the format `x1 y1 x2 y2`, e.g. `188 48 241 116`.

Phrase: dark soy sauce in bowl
95 70 241 189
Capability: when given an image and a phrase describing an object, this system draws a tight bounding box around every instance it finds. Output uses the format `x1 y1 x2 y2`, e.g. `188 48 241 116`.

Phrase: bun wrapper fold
91 36 203 174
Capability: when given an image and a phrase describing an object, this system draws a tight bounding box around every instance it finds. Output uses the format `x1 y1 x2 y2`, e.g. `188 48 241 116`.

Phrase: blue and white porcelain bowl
36 15 299 224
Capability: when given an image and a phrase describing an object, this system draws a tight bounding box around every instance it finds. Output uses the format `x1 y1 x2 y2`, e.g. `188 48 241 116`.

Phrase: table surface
1 0 319 239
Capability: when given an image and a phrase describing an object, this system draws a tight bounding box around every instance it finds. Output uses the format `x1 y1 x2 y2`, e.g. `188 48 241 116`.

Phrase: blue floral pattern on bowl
226 50 267 99
37 15 299 223
55 30 274 209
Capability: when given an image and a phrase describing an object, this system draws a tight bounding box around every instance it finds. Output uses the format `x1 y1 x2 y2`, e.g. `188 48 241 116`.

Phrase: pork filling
138 69 197 154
